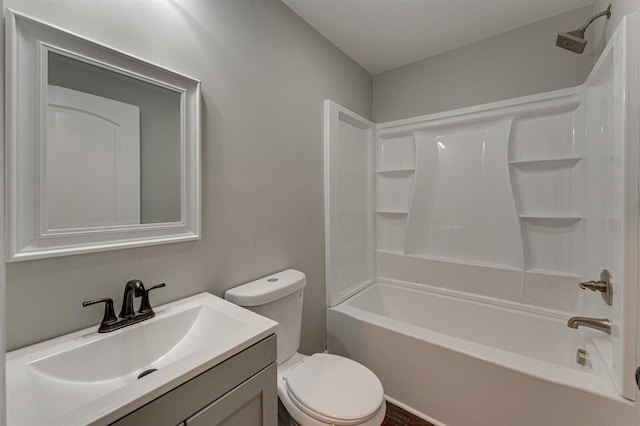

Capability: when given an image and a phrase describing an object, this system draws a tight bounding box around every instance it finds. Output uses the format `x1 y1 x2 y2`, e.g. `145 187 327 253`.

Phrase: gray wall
5 0 372 352
373 6 596 122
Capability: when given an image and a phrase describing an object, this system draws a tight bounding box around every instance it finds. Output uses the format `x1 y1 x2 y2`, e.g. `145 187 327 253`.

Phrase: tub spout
567 317 611 334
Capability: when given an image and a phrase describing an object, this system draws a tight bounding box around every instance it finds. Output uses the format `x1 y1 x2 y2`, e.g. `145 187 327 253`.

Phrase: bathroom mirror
5 10 201 261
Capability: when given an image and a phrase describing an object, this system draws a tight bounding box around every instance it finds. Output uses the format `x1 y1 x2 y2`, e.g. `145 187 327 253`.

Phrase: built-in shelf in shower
509 157 582 166
519 215 582 222
376 210 409 215
376 168 415 174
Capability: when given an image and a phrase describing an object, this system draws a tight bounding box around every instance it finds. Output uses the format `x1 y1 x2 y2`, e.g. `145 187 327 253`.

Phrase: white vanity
6 293 278 425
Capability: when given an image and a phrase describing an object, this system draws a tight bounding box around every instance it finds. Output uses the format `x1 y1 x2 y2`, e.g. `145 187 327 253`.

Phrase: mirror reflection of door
46 85 141 230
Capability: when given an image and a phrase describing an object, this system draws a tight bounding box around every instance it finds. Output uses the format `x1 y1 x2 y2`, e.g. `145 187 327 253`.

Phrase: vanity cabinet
111 335 277 426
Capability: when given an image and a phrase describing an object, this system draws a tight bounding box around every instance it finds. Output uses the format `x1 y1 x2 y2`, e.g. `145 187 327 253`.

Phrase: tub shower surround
324 13 639 426
328 282 630 426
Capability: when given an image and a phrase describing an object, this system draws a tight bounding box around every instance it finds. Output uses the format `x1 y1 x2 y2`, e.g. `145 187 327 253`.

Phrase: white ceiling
282 0 595 75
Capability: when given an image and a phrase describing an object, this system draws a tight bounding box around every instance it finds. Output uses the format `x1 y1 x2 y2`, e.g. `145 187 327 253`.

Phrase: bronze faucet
83 280 166 333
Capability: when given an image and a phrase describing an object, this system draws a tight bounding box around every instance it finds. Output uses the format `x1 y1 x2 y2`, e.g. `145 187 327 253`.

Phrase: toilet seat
284 353 384 425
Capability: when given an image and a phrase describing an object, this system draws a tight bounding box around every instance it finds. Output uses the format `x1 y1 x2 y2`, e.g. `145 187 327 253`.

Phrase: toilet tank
224 269 306 364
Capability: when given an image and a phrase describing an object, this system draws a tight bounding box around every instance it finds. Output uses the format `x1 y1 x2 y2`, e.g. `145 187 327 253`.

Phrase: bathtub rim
329 280 628 404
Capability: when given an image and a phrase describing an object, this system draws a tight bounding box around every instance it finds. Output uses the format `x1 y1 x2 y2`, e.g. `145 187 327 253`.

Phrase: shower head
556 29 587 54
556 4 612 54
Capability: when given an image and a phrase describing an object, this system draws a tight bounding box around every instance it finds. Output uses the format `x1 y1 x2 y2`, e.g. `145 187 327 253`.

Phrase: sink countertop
6 292 278 426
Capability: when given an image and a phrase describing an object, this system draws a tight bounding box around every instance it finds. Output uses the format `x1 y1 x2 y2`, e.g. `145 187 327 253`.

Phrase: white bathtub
327 282 633 426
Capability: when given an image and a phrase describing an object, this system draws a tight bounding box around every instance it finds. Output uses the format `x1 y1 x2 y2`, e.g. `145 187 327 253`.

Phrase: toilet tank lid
224 269 306 306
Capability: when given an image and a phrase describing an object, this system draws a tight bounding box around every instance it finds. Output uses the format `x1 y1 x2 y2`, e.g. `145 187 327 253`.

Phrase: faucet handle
578 269 613 306
579 280 607 291
83 298 118 331
139 283 166 314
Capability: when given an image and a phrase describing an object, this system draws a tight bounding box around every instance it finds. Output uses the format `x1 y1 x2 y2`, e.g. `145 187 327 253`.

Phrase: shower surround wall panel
324 101 376 307
580 15 639 400
406 121 521 269
376 89 583 307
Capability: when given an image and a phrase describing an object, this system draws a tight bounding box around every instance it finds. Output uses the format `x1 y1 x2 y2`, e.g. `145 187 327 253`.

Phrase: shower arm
578 5 612 32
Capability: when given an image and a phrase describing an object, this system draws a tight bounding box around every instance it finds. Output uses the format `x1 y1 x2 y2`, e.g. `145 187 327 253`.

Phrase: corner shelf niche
376 172 414 213
375 133 416 255
510 155 583 218
510 149 584 278
519 215 583 276
377 211 409 254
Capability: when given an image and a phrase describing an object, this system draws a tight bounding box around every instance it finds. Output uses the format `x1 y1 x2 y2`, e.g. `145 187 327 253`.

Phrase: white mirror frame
5 10 201 261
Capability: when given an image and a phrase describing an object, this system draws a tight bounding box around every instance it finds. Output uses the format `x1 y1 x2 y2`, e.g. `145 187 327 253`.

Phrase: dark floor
382 401 435 426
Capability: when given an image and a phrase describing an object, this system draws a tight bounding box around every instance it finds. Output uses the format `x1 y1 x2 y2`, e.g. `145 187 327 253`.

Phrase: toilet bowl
277 353 386 426
224 269 385 426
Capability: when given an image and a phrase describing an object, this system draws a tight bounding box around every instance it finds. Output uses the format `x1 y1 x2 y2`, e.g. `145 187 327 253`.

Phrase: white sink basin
6 292 277 426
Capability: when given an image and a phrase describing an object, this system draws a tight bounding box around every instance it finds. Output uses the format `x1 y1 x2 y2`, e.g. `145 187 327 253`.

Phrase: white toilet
224 269 386 426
